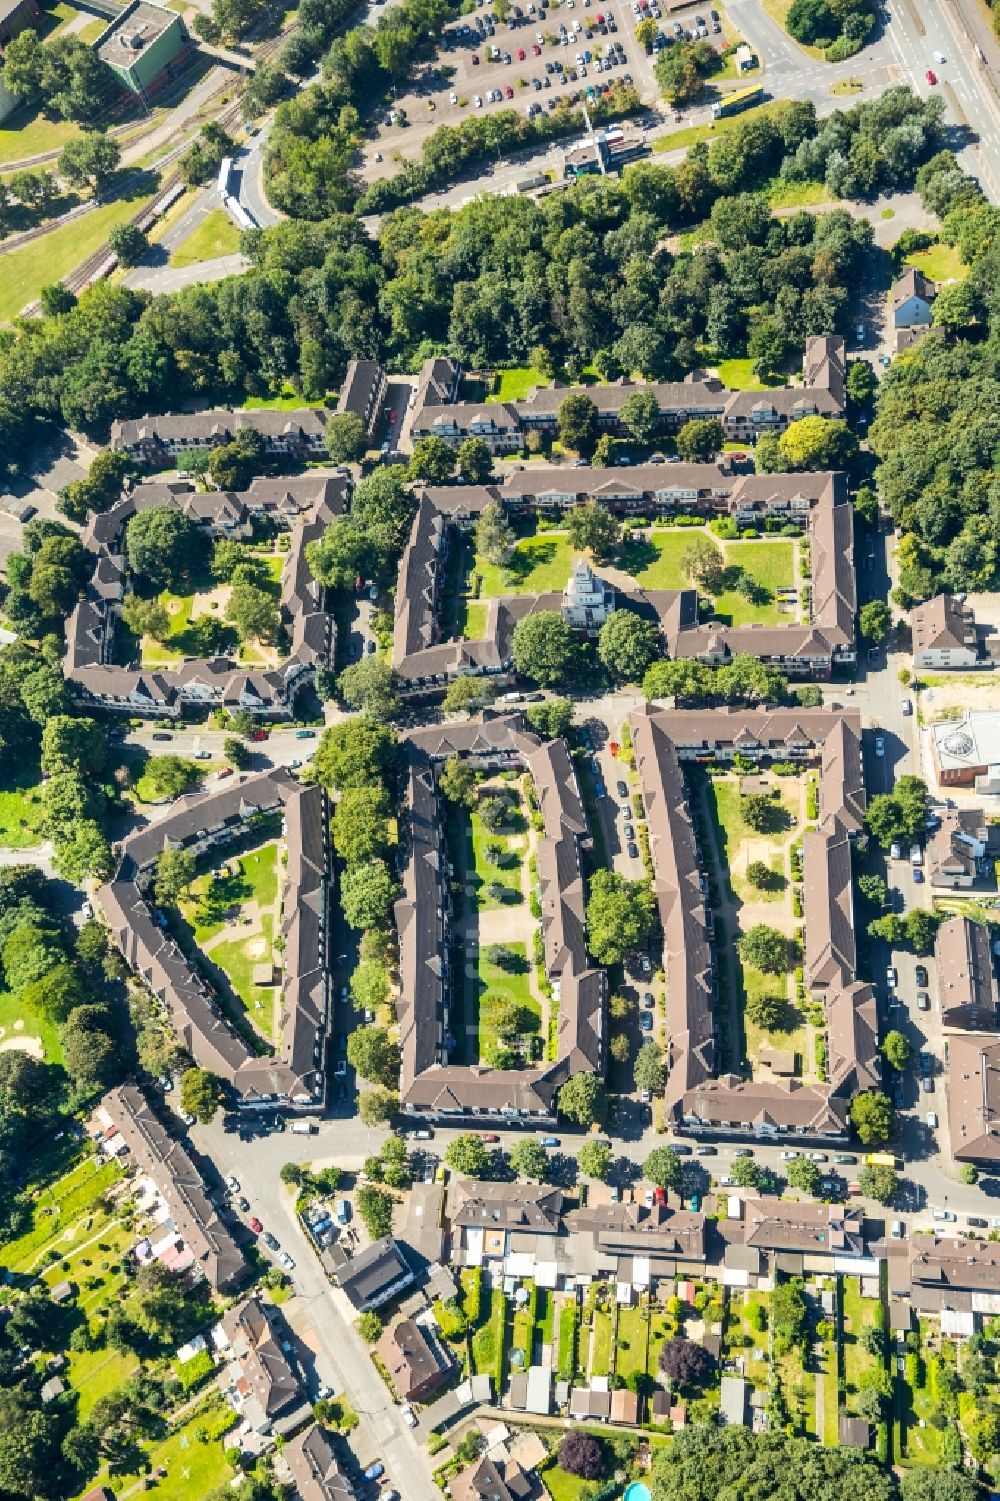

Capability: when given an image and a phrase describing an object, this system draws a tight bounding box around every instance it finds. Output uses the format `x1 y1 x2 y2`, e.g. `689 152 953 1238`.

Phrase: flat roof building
97 1 190 99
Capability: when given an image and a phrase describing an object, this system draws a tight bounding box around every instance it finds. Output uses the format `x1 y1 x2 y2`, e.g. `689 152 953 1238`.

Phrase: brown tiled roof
743 1196 864 1255
936 915 998 1027
911 594 977 656
947 1033 1000 1163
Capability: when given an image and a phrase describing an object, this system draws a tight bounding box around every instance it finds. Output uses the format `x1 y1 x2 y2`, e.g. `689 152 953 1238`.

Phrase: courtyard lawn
0 1154 124 1276
715 359 772 391
905 241 967 284
0 768 47 848
615 1305 650 1381
0 983 64 1065
476 941 539 1060
134 756 204 805
208 911 279 1044
475 533 575 597
705 775 796 899
461 600 488 640
490 367 547 402
590 1309 614 1376
468 795 526 911
170 207 242 268
243 384 338 410
182 838 280 945
714 540 797 626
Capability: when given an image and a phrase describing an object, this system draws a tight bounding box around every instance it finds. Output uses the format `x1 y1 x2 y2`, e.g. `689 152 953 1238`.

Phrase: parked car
401 1404 417 1428
732 1148 754 1158
262 1231 279 1249
833 1154 857 1164
249 1216 263 1234
887 966 898 988
237 1196 250 1212
540 1136 560 1147
932 1208 956 1222
616 779 628 797
915 964 929 986
278 1251 295 1271
640 1012 653 1032
225 1175 240 1192
779 1150 799 1160
295 729 316 739
627 841 639 860
874 736 885 757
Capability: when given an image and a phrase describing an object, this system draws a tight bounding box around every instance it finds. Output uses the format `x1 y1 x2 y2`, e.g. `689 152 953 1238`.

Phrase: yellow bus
865 1152 899 1169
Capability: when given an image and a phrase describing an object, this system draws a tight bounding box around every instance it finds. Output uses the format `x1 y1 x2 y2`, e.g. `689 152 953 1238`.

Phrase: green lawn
0 1154 124 1276
468 796 525 911
76 1397 236 1501
715 359 773 391
476 941 539 1060
620 528 794 624
134 756 204 805
707 776 796 896
471 1287 506 1383
841 1277 882 1412
590 1309 614 1375
243 384 338 410
461 600 488 639
207 911 278 1043
0 767 47 848
536 1287 555 1347
475 533 576 596
766 179 831 209
542 1464 604 1501
170 206 242 267
181 839 280 944
905 241 967 284
0 102 81 167
490 366 547 402
651 99 790 155
0 194 151 323
0 983 64 1066
615 1305 650 1380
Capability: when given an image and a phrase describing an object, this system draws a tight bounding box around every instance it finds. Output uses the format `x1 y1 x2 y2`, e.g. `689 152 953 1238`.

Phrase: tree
350 957 390 1014
744 992 786 1029
598 610 658 682
770 1275 809 1354
526 698 574 739
479 797 508 831
850 1089 894 1145
656 39 714 105
585 870 656 965
41 715 106 776
778 416 857 473
0 1388 63 1499
153 848 196 907
681 536 726 593
676 418 724 462
107 223 150 268
438 754 477 806
332 786 391 865
859 600 891 643
882 1029 913 1071
121 594 170 642
901 1471 979 1501
512 611 576 686
610 1032 631 1064
341 861 395 930
446 1133 490 1176
644 1146 681 1190
858 1164 898 1205
557 1072 608 1127
442 676 497 715
577 1140 612 1181
179 1068 224 1124
634 1040 664 1096
558 392 599 454
58 133 121 186
558 1432 604 1480
509 1139 548 1179
457 437 492 484
660 1336 714 1387
786 1156 821 1195
347 1026 399 1086
408 436 456 484
226 574 280 645
359 1086 398 1126
746 860 774 889
60 1005 121 1092
125 507 200 588
620 388 660 443
741 792 775 832
324 411 367 464
857 873 888 908
566 501 621 561
737 925 787 975
357 1185 394 1239
475 499 515 566
904 908 937 953
357 1310 383 1343
223 736 251 769
730 1155 761 1188
312 716 396 792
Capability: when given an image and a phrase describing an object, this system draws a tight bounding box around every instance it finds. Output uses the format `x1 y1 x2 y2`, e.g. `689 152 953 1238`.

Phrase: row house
110 408 330 465
336 359 387 440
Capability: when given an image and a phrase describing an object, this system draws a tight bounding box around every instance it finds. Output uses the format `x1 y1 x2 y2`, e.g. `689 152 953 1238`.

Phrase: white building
561 558 616 633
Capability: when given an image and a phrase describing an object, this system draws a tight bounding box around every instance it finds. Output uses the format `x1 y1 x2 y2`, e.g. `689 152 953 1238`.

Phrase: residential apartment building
375 1317 454 1402
631 706 872 1142
935 915 998 1029
96 1084 245 1291
394 715 606 1121
911 594 980 670
217 1296 308 1435
110 408 330 464
947 1034 1000 1165
96 771 330 1111
407 338 845 453
335 1237 415 1312
336 360 387 441
926 809 999 889
282 1424 356 1501
64 475 344 720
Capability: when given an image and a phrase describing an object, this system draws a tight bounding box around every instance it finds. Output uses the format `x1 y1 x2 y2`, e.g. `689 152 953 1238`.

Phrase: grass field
76 1397 236 1501
0 103 81 167
767 179 832 209
243 384 337 410
905 241 967 284
134 756 203 805
181 838 280 944
0 1154 124 1276
207 910 278 1043
475 533 575 596
491 366 547 402
170 207 242 268
615 1305 650 1380
0 767 47 848
590 1309 614 1375
471 1287 506 1382
651 98 788 156
476 941 539 1059
0 193 151 323
0 981 64 1065
715 358 773 391
619 529 795 625
841 1277 882 1412
468 794 525 911
461 600 488 639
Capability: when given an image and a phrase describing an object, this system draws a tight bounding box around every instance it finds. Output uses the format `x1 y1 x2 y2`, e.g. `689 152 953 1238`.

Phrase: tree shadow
618 535 658 575
502 539 557 585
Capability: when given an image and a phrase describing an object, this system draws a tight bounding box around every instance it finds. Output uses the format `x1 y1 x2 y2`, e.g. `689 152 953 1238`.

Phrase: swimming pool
623 1484 652 1501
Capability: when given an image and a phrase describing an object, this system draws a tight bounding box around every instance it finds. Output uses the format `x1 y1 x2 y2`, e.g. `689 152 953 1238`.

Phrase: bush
558 1432 604 1480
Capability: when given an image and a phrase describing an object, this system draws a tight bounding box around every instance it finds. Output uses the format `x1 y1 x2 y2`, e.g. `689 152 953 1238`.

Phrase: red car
480 1132 501 1143
653 1186 667 1207
517 46 525 58
389 408 397 423
504 84 514 97
250 729 267 742
249 1216 263 1234
532 41 541 53
926 68 937 84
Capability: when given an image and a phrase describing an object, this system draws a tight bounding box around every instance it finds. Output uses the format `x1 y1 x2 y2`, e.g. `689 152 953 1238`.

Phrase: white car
450 90 458 103
474 94 483 106
401 1404 417 1428
225 1175 240 1192
933 50 946 63
901 697 912 715
643 1188 655 1207
779 1150 798 1160
278 1251 296 1271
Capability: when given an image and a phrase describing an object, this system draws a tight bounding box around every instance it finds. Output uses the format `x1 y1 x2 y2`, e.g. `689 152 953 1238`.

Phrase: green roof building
96 0 190 100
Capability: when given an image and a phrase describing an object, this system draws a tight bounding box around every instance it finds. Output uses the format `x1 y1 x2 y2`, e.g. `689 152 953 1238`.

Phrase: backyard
0 765 47 849
840 1276 884 1421
138 550 286 670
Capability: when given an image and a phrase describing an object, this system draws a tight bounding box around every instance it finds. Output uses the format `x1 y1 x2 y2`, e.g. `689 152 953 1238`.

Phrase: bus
865 1152 900 1169
712 85 765 120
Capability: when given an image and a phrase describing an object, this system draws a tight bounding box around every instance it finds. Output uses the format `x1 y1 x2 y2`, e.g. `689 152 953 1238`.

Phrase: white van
291 1122 317 1136
910 844 923 867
